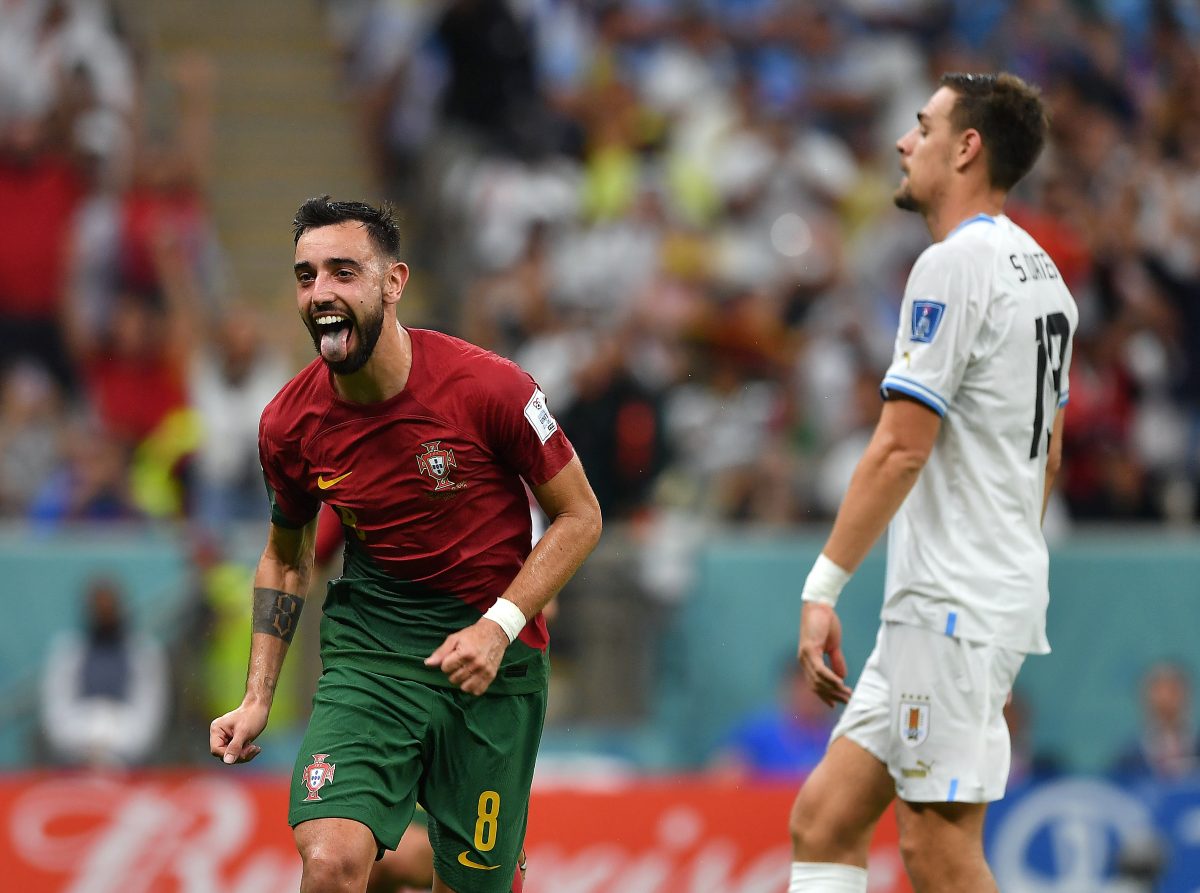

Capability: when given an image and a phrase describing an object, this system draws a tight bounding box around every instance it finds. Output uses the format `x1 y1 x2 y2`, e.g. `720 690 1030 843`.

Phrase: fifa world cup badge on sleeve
911 300 946 343
302 753 336 801
524 388 558 443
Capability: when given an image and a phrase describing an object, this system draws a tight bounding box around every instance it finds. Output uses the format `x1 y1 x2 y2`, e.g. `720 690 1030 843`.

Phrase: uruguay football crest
910 300 945 344
899 697 930 747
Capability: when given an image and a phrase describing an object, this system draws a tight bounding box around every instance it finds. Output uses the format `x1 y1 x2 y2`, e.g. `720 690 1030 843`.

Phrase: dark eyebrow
293 257 364 274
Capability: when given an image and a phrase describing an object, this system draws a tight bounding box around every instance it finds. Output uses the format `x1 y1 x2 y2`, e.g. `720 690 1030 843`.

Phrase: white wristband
801 553 852 607
482 597 526 643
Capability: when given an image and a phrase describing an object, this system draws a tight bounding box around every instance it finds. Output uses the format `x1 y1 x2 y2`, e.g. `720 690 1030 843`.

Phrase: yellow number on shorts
333 505 366 541
473 790 500 852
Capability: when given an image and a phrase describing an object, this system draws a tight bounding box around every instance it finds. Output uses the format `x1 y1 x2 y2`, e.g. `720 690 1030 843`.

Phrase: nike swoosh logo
317 472 353 490
457 851 499 871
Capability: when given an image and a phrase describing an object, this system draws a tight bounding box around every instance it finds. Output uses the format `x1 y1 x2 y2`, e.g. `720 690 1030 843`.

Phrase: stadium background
2 0 1200 890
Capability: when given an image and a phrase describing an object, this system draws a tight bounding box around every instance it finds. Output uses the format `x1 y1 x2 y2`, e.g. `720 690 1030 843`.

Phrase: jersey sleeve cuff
525 436 575 487
880 374 948 417
270 505 314 529
1058 390 1069 408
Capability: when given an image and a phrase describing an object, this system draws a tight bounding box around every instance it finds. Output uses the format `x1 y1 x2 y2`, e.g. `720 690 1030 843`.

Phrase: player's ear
956 128 985 174
383 261 409 307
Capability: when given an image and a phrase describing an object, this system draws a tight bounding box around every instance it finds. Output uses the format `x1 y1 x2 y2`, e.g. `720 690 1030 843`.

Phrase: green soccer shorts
288 663 546 893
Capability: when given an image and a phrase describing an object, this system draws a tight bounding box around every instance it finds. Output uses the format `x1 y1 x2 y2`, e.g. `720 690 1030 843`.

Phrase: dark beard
893 187 920 212
308 303 386 375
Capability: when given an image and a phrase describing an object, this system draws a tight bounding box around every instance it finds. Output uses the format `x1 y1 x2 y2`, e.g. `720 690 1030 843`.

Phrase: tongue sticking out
320 325 352 363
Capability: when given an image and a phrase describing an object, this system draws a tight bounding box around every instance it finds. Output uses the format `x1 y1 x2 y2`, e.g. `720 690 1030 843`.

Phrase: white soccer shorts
831 621 1025 803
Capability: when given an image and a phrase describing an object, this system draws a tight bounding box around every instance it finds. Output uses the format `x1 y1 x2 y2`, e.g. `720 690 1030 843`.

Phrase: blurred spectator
0 0 138 394
559 334 668 519
434 0 565 160
188 308 289 528
39 578 168 767
0 362 66 516
0 0 135 129
27 420 141 525
709 658 835 779
1113 661 1200 779
67 52 222 359
663 334 795 521
0 112 85 392
328 0 447 203
68 286 191 448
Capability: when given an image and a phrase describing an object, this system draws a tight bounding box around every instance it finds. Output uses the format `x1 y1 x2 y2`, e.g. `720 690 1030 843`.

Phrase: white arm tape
801 553 852 607
482 597 527 643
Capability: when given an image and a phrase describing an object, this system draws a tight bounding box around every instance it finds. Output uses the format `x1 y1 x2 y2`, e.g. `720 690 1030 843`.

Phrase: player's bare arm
426 455 602 696
209 517 318 763
822 397 940 572
1041 408 1065 522
800 397 940 705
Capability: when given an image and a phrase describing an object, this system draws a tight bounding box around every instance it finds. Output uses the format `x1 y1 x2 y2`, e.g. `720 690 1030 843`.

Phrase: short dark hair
939 72 1048 191
292 195 402 259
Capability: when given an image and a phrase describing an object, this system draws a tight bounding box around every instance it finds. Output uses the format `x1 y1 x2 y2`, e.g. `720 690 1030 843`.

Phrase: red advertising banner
523 778 910 893
0 772 910 892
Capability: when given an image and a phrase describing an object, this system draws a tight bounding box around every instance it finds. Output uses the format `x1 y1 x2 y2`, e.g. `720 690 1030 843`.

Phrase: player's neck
332 320 412 404
926 189 1006 242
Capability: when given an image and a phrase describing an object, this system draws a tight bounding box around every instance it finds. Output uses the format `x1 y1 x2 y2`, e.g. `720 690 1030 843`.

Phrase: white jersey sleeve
881 236 989 416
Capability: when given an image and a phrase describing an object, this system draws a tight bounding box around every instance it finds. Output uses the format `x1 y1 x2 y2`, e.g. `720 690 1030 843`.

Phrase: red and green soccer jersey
258 328 575 694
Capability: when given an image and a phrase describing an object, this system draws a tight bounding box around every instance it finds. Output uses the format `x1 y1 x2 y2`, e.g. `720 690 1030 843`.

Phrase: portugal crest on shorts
302 753 336 801
899 696 930 748
417 441 463 491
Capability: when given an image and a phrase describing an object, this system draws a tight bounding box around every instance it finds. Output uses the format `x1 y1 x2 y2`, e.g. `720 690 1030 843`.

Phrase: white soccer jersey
879 213 1078 655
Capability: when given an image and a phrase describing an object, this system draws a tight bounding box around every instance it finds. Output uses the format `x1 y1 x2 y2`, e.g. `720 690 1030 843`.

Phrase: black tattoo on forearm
252 588 304 643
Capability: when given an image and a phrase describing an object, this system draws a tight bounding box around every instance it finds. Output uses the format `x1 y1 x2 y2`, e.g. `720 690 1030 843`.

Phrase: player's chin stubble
307 302 387 376
893 185 920 212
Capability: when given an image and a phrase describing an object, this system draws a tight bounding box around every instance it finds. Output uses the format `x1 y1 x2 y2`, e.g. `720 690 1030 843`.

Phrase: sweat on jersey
258 328 575 694
879 214 1078 655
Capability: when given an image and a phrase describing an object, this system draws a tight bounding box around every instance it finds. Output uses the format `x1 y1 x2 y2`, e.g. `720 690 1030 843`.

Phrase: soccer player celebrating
788 74 1077 892
209 196 601 893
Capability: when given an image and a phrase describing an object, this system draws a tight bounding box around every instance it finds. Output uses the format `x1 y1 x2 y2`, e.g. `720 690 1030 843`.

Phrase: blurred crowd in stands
4 0 1200 539
325 0 1200 532
0 0 289 532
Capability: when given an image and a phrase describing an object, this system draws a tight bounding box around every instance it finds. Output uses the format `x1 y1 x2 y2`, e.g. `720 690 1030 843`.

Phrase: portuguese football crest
302 753 335 801
417 441 462 491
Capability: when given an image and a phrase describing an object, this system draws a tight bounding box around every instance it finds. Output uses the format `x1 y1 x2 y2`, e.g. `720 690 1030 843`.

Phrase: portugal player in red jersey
209 196 601 893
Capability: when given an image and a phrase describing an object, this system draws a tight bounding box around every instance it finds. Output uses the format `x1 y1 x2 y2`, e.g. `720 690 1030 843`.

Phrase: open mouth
313 313 354 362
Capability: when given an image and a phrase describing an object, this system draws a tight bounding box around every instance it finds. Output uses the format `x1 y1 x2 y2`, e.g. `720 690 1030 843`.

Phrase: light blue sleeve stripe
883 374 948 413
944 612 957 636
948 778 959 801
880 376 948 417
1058 390 1069 408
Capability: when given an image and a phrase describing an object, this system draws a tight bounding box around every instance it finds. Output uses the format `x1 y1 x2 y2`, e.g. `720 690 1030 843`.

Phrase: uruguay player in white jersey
786 73 1078 893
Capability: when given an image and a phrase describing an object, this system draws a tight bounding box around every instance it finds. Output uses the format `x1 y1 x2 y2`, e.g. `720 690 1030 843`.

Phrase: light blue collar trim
947 213 996 238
